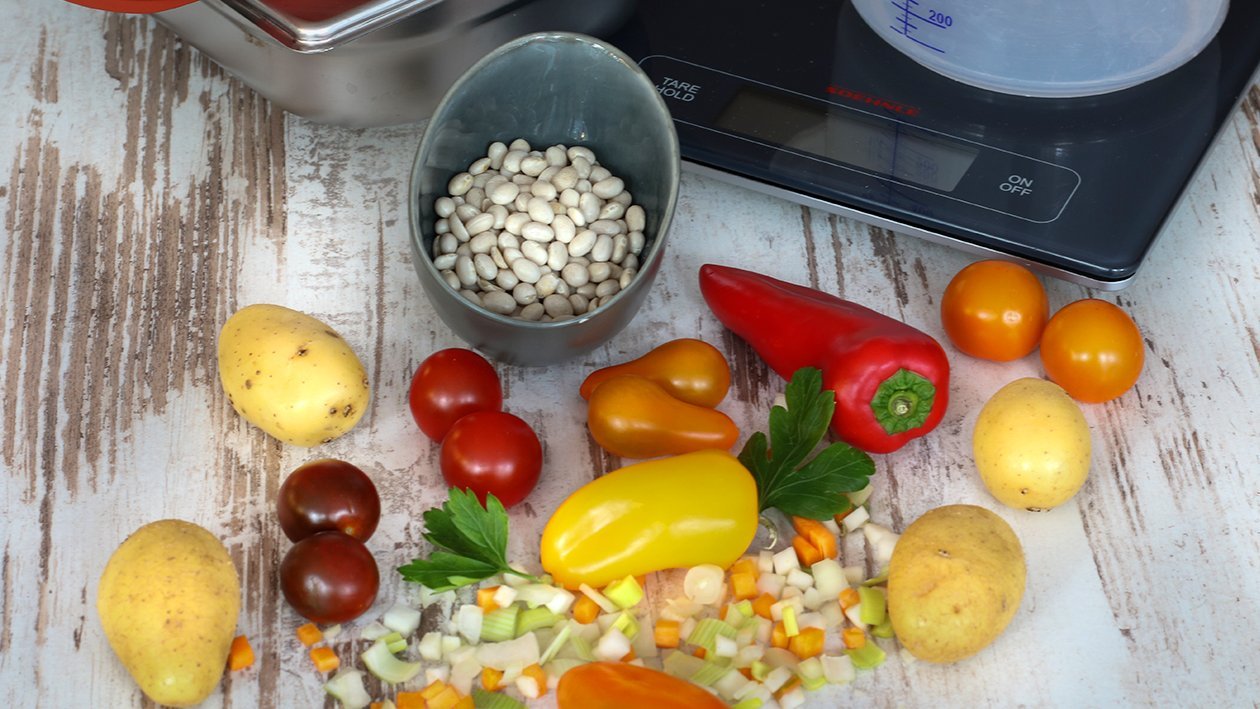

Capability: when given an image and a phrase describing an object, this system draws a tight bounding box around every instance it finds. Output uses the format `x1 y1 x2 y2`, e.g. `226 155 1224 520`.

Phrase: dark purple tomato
279 531 379 624
277 459 381 543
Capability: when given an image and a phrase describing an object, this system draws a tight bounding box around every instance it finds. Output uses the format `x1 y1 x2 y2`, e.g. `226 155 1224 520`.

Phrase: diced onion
683 564 725 605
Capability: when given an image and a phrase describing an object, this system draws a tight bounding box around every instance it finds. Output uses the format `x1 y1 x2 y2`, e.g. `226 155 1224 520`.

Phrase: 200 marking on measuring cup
890 0 952 54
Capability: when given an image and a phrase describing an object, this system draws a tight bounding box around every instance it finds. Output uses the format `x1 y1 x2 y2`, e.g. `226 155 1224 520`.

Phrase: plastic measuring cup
851 0 1229 98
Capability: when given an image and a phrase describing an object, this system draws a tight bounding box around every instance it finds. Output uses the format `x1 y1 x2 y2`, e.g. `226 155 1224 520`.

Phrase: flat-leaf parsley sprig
398 488 537 592
738 367 876 520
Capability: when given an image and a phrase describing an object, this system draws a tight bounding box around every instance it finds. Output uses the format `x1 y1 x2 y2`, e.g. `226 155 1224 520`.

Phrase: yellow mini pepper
540 449 759 589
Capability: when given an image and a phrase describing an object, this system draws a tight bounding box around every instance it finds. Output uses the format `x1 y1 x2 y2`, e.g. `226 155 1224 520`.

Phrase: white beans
431 139 649 319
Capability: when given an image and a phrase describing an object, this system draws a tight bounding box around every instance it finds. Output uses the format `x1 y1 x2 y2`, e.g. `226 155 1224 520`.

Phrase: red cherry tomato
409 348 503 441
440 411 542 508
1040 298 1145 403
279 531 379 624
940 260 1049 361
277 459 381 543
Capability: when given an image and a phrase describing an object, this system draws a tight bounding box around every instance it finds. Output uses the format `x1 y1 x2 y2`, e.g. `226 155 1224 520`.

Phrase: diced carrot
394 692 425 709
774 676 802 700
295 622 323 647
453 697 475 709
621 649 637 663
839 587 861 610
477 585 501 612
739 667 755 680
309 646 339 673
227 634 254 671
370 703 383 709
788 627 825 659
420 680 450 700
842 626 867 649
834 507 854 524
792 535 824 567
729 557 758 578
792 516 838 560
572 594 601 624
770 621 789 649
654 619 681 648
730 571 758 601
427 685 464 709
523 664 548 696
481 667 505 691
693 647 707 659
752 592 777 620
635 575 648 587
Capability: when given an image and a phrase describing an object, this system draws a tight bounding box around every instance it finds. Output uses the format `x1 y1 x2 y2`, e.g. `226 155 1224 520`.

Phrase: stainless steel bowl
408 32 681 366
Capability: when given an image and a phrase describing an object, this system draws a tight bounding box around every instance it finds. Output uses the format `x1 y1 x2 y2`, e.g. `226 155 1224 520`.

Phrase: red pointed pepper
699 264 949 453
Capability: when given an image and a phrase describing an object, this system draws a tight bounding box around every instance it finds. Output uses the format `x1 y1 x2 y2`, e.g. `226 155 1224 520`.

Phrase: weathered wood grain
2 4 1259 708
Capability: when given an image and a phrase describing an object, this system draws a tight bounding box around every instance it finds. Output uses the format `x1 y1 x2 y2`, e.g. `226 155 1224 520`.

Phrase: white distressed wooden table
3 4 1260 707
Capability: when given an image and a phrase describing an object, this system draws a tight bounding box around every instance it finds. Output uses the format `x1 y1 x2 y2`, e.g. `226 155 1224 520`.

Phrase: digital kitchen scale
606 1 1260 289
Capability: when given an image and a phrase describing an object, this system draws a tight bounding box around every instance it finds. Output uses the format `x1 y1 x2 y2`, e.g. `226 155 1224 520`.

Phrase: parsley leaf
398 488 534 591
739 367 875 519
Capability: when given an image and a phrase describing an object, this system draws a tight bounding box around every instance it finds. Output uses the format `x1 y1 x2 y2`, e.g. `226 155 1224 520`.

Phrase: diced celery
382 603 423 636
471 688 527 709
610 611 640 641
796 657 826 691
871 617 894 638
846 642 887 669
731 698 764 709
516 607 562 636
782 606 799 637
323 669 372 709
686 618 737 652
604 576 645 609
538 623 572 666
360 639 423 685
690 661 732 687
566 633 596 662
662 650 707 679
480 606 520 643
734 599 754 617
749 660 772 682
380 632 408 655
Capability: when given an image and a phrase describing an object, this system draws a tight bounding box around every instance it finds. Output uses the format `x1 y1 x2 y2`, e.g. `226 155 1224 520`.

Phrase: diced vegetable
578 584 619 614
842 627 867 649
310 646 340 673
771 548 800 576
383 604 423 636
797 656 826 690
686 618 737 653
297 622 323 647
610 611 640 641
662 649 707 679
782 606 799 637
471 687 526 709
846 641 887 669
689 660 732 687
228 635 254 671
382 632 408 654
395 690 425 709
539 623 573 666
821 654 856 684
762 665 794 693
595 627 632 661
838 587 860 610
457 605 485 644
361 639 423 684
791 536 823 567
481 666 505 691
419 631 444 661
480 606 518 643
517 606 563 636
476 634 540 670
788 627 824 659
655 619 681 648
810 559 847 597
683 564 725 605
324 669 372 709
360 621 390 641
477 587 501 612
604 576 645 609
730 571 758 600
858 586 887 626
842 505 870 532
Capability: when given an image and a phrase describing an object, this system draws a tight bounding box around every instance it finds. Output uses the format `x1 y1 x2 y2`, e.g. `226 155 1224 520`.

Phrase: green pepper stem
869 369 936 435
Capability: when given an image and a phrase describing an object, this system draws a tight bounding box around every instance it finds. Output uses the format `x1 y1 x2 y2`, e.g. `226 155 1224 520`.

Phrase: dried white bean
561 263 590 287
543 293 573 318
487 141 508 169
490 246 508 270
521 221 555 243
538 166 560 184
595 279 621 299
527 197 554 225
535 273 560 298
590 165 612 182
577 178 592 193
599 201 626 221
438 232 458 254
592 175 623 199
494 269 518 290
571 156 592 179
588 262 612 283
455 203 480 222
441 270 460 290
521 240 548 266
454 255 477 287
489 204 509 229
488 180 520 206
619 267 637 290
576 283 597 298
450 215 469 242
612 234 629 263
504 212 530 236
567 206 587 228
553 166 579 192
436 218 450 235
455 243 471 257
552 214 576 244
502 150 527 173
511 174 535 186
519 302 545 321
613 190 633 207
509 138 531 152
512 282 538 306
629 231 646 255
569 293 590 314
608 263 624 279
473 253 498 280
459 289 482 306
465 188 485 209
481 290 516 315
468 232 495 254
465 212 494 236
545 145 568 166
568 145 596 164
433 253 457 270
590 219 622 236
547 242 569 271
520 155 548 176
513 193 531 212
568 230 596 258
502 247 522 265
590 234 614 263
625 204 646 232
448 172 474 196
622 253 640 271
435 196 456 218
511 258 541 284
472 172 492 190
530 180 557 201
469 156 492 175
560 187 580 208
497 232 521 250
578 192 602 223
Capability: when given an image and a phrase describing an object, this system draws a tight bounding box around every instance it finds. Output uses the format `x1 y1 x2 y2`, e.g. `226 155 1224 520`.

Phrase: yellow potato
973 377 1091 511
217 304 370 446
887 504 1025 663
97 520 241 707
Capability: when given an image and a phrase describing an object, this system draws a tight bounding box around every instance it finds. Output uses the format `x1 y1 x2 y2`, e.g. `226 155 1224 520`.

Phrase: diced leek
382 603 423 636
323 669 372 709
687 618 737 652
538 623 572 666
734 599 754 617
731 698 764 709
604 575 645 609
796 657 826 691
359 621 390 641
543 657 586 679
762 665 794 693
782 606 799 637
662 649 707 679
418 631 444 661
381 632 408 655
360 640 422 685
610 611 640 641
475 633 541 670
689 661 732 687
749 660 772 681
846 642 887 669
862 570 890 587
578 584 619 613
516 606 562 636
713 666 752 700
481 606 520 643
871 617 894 638
471 688 527 709
567 633 596 662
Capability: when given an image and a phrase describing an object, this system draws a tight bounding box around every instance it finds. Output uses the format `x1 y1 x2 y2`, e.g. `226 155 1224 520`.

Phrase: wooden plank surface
2 3 1260 707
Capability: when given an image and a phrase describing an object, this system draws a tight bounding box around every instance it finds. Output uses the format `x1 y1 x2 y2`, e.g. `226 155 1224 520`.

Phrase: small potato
973 377 1091 511
97 520 241 707
217 304 370 446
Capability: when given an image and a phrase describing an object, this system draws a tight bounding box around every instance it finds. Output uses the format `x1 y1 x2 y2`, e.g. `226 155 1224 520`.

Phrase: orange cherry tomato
586 375 739 459
1040 298 1144 403
579 338 731 407
557 662 728 709
941 260 1049 361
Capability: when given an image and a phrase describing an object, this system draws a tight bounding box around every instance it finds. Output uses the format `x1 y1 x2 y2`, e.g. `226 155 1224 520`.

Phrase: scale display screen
714 86 980 192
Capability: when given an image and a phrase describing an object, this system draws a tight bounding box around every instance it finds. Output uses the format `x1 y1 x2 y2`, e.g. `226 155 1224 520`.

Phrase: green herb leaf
398 488 531 591
739 367 876 519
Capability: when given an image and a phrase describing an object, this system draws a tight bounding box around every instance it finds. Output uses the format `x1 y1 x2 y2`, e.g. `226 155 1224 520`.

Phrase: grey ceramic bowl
408 32 681 366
